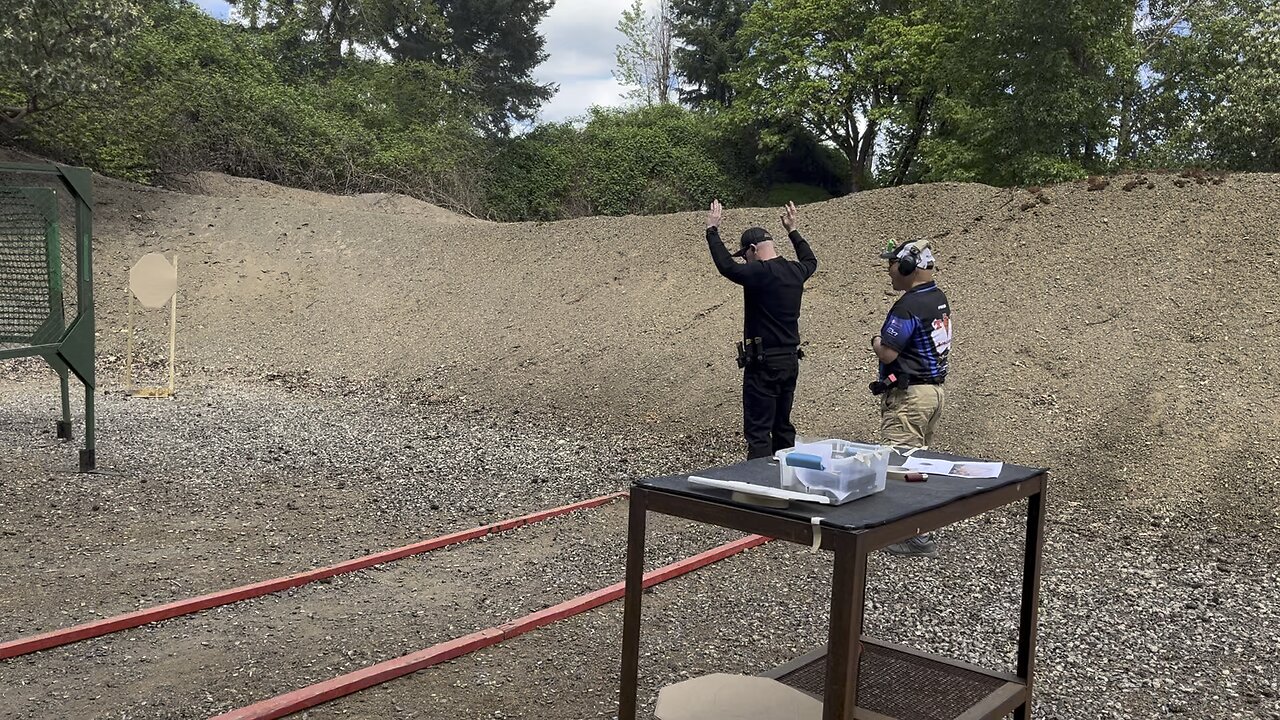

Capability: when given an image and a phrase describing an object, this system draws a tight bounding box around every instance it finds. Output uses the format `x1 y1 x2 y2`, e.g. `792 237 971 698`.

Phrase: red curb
0 493 627 661
210 534 771 720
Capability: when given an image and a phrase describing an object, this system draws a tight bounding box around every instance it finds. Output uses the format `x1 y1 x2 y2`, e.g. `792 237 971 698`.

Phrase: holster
869 372 910 396
736 338 767 368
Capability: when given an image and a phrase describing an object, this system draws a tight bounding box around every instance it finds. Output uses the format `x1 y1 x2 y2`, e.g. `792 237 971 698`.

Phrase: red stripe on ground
209 534 771 720
0 493 627 661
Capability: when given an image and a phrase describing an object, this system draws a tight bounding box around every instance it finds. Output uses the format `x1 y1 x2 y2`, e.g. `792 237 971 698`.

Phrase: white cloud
533 0 637 122
539 76 631 124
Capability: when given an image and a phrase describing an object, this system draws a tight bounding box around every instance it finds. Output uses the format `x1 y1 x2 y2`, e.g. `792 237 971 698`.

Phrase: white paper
900 457 954 475
902 457 1003 479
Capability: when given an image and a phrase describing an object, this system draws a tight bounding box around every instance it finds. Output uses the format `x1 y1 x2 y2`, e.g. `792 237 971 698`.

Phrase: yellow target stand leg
125 253 178 398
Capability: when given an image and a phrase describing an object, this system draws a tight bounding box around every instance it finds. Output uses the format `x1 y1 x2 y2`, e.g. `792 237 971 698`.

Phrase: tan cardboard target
129 252 178 308
126 253 178 397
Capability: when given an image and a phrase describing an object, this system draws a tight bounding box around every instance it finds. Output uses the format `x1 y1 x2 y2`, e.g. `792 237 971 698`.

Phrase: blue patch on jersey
882 314 916 342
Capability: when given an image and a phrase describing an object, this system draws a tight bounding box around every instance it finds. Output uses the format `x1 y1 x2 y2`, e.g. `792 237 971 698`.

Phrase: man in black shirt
871 238 952 557
706 199 818 459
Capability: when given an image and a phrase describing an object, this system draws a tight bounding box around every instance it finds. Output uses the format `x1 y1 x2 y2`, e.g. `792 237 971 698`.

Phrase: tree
1206 2 1280 168
920 0 1131 185
1136 0 1280 169
229 0 556 135
614 0 676 107
730 0 943 192
380 0 557 136
12 0 487 204
0 0 143 130
670 0 753 107
1113 1 1189 162
230 0 383 75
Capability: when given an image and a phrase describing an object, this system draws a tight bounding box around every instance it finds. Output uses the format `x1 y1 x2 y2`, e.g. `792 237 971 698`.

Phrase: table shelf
765 640 1027 720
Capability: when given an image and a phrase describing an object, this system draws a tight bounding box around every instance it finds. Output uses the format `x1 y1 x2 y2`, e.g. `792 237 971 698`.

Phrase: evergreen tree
232 0 557 135
380 0 557 136
670 0 753 108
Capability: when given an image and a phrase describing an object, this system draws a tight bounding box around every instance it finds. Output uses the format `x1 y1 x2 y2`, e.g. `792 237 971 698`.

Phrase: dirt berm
67 169 1280 524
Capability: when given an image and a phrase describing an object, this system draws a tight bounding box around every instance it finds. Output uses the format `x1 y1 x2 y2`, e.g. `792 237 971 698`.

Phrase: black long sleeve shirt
707 227 818 349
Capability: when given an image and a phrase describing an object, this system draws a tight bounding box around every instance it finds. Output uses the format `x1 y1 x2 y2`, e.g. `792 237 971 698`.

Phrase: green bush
14 0 488 210
7 1 852 220
482 123 582 220
755 182 833 207
483 105 751 221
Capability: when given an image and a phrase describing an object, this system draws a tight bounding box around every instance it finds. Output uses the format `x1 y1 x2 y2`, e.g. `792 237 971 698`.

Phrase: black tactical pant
742 354 799 459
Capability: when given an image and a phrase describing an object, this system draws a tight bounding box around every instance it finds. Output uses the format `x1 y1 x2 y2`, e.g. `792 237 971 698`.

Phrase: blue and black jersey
879 281 951 382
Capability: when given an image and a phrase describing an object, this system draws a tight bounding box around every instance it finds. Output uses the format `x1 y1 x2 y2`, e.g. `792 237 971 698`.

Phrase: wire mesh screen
0 171 83 355
0 186 60 350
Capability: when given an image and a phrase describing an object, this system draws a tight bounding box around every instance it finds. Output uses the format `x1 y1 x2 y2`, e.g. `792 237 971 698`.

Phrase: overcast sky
194 0 634 123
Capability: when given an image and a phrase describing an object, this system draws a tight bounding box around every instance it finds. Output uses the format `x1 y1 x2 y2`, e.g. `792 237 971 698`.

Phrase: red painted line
0 493 627 661
210 534 772 720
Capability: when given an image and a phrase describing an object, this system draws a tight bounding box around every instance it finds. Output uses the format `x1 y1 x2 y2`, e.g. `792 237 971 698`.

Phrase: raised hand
707 199 723 229
780 201 798 232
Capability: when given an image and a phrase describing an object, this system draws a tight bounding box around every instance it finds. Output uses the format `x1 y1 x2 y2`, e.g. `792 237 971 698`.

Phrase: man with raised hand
706 199 818 459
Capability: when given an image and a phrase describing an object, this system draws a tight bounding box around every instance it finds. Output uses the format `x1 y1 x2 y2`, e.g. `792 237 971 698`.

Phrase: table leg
824 533 867 720
618 488 647 720
1015 486 1047 720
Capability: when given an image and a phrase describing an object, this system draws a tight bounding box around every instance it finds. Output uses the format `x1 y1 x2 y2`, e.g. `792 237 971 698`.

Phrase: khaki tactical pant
880 384 947 448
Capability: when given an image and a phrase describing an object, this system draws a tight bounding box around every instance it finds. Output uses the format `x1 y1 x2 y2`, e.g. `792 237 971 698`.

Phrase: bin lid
655 674 822 720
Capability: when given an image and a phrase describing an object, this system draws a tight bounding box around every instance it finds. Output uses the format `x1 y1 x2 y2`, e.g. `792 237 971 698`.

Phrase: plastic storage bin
773 439 891 504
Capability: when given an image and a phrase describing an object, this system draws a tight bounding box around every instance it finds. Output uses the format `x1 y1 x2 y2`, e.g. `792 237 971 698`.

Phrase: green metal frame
0 162 95 471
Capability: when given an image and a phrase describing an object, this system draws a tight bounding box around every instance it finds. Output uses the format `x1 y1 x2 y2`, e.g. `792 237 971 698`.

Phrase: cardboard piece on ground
655 674 822 720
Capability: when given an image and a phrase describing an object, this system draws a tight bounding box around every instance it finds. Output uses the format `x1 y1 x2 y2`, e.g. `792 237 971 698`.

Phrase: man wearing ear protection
706 199 818 459
871 238 952 557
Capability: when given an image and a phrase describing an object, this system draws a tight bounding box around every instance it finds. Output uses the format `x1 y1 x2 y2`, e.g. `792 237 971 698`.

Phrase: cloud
537 76 632 124
533 0 636 122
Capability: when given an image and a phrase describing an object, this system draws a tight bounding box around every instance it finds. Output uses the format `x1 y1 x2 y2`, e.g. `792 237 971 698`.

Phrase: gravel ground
3 373 1277 720
1 501 742 719
0 365 733 636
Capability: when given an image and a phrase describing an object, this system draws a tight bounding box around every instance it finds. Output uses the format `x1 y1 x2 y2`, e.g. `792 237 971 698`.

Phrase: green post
82 382 95 471
57 366 72 439
72 167 95 471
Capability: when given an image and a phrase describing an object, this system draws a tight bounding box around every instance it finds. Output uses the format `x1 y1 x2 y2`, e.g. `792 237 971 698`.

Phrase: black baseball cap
733 227 773 257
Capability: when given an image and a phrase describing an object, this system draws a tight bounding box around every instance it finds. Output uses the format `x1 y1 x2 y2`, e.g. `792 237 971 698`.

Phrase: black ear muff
897 248 918 276
895 240 931 275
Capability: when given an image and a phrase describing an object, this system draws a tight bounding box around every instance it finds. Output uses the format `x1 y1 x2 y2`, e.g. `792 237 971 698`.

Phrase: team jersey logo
931 314 952 354
883 315 910 340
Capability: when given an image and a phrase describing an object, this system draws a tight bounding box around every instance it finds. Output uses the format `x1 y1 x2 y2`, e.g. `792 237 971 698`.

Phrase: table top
634 449 1047 532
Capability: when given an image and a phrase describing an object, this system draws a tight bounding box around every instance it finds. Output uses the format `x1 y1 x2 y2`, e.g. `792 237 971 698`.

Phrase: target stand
125 252 178 398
